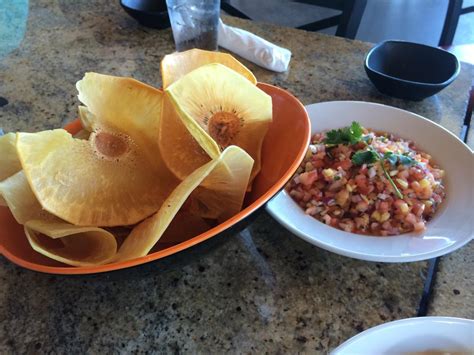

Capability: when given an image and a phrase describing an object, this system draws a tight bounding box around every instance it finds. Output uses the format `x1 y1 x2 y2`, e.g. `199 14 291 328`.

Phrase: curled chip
162 63 272 188
25 220 117 267
113 145 253 262
161 48 257 89
16 74 179 227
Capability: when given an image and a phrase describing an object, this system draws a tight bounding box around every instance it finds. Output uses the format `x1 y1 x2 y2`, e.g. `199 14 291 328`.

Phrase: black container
364 40 460 101
120 0 170 29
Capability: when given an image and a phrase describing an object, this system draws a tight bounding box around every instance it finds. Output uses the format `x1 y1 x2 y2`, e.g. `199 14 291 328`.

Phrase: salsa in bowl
286 122 446 236
266 101 472 262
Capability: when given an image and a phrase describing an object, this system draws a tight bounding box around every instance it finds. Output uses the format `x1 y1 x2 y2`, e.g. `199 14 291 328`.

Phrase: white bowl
266 101 473 262
331 316 474 354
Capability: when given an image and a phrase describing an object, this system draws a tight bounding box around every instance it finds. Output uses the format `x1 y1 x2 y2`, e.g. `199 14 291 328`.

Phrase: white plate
331 317 474 355
266 101 473 262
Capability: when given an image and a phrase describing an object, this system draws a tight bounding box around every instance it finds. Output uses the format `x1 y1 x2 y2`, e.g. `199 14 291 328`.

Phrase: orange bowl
0 83 310 274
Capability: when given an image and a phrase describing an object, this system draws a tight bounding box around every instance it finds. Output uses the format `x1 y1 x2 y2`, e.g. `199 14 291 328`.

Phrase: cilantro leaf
383 152 398 166
352 148 405 199
324 121 364 145
398 154 416 166
352 150 378 165
383 151 416 166
349 121 363 142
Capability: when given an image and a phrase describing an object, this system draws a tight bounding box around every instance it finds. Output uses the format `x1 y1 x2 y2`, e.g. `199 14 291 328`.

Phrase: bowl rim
0 82 311 275
266 100 473 263
364 39 461 87
120 0 168 14
331 316 474 355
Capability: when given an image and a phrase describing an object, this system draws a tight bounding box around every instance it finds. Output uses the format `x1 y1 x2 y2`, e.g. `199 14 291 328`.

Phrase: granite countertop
0 1 472 353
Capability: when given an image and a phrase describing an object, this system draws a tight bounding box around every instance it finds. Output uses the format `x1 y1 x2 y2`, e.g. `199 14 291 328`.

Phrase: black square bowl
364 40 460 101
120 0 170 29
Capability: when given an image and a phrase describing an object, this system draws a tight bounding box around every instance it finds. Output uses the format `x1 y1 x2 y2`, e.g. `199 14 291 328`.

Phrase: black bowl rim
120 1 168 15
364 39 461 87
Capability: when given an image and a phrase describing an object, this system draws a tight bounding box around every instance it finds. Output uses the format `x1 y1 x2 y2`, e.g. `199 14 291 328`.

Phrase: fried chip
0 171 50 224
0 133 21 181
161 48 257 89
0 133 22 206
163 63 271 187
25 220 117 266
113 145 253 262
16 73 179 226
0 171 117 266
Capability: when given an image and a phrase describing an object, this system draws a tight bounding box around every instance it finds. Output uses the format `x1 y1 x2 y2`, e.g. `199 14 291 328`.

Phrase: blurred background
222 0 474 45
1 0 473 61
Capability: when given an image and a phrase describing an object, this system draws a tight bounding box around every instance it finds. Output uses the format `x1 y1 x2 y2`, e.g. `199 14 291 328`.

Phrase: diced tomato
334 159 352 171
379 201 390 213
312 159 326 168
298 171 318 187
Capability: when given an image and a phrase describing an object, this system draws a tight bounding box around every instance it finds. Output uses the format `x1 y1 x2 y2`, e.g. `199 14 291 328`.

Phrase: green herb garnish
379 159 404 199
351 150 378 165
383 152 416 166
351 148 404 199
325 122 412 199
324 121 363 145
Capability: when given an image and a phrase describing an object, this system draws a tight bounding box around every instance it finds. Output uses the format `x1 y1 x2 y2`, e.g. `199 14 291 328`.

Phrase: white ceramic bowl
266 101 473 262
331 316 474 354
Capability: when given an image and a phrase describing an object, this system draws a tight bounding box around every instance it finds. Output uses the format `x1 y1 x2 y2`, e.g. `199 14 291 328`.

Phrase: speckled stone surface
0 1 472 353
1 214 428 353
428 241 474 318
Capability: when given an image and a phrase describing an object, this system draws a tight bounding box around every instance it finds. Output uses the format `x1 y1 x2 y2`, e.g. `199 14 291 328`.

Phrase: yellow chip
0 171 51 224
0 171 117 266
163 63 272 187
188 144 254 222
0 133 21 181
113 145 253 262
16 73 179 226
0 132 22 206
25 220 117 267
78 105 94 132
159 94 214 179
161 48 257 89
